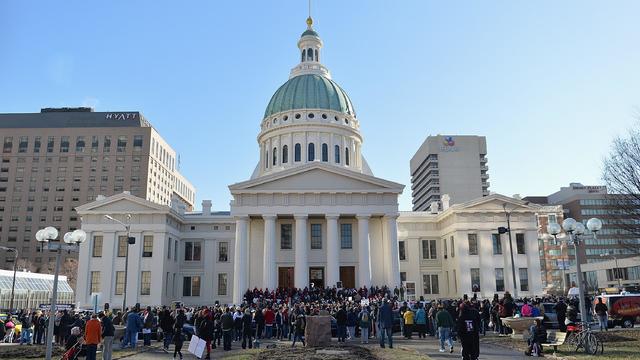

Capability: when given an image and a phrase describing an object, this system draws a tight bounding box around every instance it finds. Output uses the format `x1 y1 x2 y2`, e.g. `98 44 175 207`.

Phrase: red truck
594 294 640 328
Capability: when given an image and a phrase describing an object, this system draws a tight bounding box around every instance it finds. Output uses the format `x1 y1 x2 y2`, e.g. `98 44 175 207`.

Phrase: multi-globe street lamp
548 217 602 337
104 214 133 312
0 246 18 313
35 226 86 360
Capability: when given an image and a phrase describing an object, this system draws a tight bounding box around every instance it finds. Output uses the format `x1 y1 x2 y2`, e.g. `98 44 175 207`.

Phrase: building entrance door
278 267 294 289
309 267 325 288
340 266 355 289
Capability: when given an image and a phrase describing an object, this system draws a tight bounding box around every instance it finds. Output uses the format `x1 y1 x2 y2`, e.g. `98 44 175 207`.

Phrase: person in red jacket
264 307 275 339
84 314 102 360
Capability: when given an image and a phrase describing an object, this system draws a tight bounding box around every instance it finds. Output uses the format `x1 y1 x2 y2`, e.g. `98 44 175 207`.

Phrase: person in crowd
199 310 215 358
173 328 185 360
233 307 243 342
275 307 283 340
436 303 454 353
554 299 567 332
594 297 609 331
378 299 393 349
221 307 234 351
336 305 347 343
398 301 407 336
99 311 115 360
403 306 415 339
526 318 547 357
428 302 438 337
264 306 275 339
480 299 490 336
241 308 254 349
160 308 175 352
291 309 306 347
359 306 371 344
346 307 358 341
122 306 142 349
521 299 533 317
254 306 264 340
19 311 33 345
66 326 82 351
457 301 481 360
415 302 427 339
84 313 102 360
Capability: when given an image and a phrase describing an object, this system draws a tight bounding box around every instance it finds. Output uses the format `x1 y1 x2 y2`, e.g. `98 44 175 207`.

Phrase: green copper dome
264 74 355 118
301 29 319 37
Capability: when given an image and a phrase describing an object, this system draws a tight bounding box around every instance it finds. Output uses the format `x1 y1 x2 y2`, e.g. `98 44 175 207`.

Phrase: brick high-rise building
0 107 195 272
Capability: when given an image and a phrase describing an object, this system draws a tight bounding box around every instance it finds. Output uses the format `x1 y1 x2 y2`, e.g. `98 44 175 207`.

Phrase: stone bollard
305 315 332 347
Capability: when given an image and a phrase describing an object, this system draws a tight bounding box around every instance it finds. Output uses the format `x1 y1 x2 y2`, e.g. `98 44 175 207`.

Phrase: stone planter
501 316 543 339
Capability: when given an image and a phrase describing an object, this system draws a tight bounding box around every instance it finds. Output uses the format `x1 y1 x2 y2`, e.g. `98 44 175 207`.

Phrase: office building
0 108 195 272
410 135 489 211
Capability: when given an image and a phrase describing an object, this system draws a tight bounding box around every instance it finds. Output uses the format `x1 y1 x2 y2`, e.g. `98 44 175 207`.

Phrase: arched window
334 145 340 163
282 145 288 164
302 49 306 62
308 143 315 161
345 147 350 166
265 150 269 169
307 48 313 61
273 147 277 166
294 143 301 162
314 49 318 61
322 143 328 162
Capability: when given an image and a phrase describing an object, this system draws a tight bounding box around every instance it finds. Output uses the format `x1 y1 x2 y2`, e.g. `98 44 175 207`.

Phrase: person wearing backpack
415 303 427 339
457 302 481 360
359 306 371 344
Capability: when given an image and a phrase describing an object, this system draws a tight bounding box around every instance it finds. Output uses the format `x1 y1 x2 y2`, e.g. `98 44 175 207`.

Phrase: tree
16 258 37 273
602 122 640 254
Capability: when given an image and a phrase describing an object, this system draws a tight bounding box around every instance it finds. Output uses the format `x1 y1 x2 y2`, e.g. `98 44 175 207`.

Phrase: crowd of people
0 284 610 360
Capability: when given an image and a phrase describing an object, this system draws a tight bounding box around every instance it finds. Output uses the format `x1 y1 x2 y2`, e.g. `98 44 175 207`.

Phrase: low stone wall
305 315 332 347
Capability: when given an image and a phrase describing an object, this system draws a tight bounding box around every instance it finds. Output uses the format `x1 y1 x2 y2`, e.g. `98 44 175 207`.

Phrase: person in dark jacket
346 308 358 341
99 312 115 360
457 302 481 360
221 308 234 351
160 309 175 352
291 310 305 347
526 318 547 356
241 309 254 349
378 300 393 349
174 309 186 331
173 328 184 360
335 305 348 342
253 307 264 340
554 299 568 332
198 312 215 359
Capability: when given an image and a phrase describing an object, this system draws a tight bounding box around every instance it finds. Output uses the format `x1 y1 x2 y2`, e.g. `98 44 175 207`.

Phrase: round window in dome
322 114 327 119
308 113 314 119
345 119 349 124
273 118 277 124
295 113 301 119
283 115 288 121
334 116 339 121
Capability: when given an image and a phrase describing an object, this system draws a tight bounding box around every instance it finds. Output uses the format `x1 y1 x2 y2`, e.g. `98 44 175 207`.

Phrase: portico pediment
229 163 404 194
452 194 541 213
75 193 169 214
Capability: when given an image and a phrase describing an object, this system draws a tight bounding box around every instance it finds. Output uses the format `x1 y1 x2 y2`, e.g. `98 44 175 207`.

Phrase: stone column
294 214 309 289
325 214 340 288
232 216 249 304
357 214 372 288
262 214 277 290
385 214 401 287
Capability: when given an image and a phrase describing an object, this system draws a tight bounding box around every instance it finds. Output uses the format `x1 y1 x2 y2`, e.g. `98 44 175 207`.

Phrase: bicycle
566 322 604 355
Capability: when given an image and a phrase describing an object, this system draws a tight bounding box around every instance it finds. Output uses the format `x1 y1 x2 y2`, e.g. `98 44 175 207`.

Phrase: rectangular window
519 268 529 291
90 271 100 293
3 137 13 153
422 274 439 294
218 242 228 262
167 238 172 259
34 136 41 153
142 235 153 257
468 234 478 255
75 136 85 152
91 136 99 152
281 224 292 249
103 135 111 153
218 273 228 296
92 235 103 257
182 276 201 297
443 238 447 257
492 234 502 255
117 135 127 152
399 241 406 260
115 271 125 295
18 136 28 153
400 272 407 282
47 136 55 153
450 236 455 257
60 136 69 152
421 239 437 259
117 236 128 257
495 268 505 292
516 233 526 254
340 223 352 249
184 241 201 261
140 271 151 295
310 223 322 249
470 268 480 292
133 135 143 151
174 240 177 262
548 214 557 223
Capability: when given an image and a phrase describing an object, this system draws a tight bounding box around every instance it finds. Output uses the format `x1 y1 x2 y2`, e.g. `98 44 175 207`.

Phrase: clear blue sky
2 1 639 211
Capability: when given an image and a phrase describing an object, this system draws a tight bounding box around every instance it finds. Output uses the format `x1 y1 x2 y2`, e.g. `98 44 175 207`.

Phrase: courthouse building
74 17 543 308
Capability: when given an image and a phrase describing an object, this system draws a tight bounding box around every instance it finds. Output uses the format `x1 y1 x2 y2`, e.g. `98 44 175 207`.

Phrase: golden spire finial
306 0 313 28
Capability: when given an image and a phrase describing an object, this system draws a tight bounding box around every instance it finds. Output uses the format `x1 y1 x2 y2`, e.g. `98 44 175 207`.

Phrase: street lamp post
35 226 86 360
0 246 18 313
600 252 622 289
104 214 132 312
499 204 519 298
